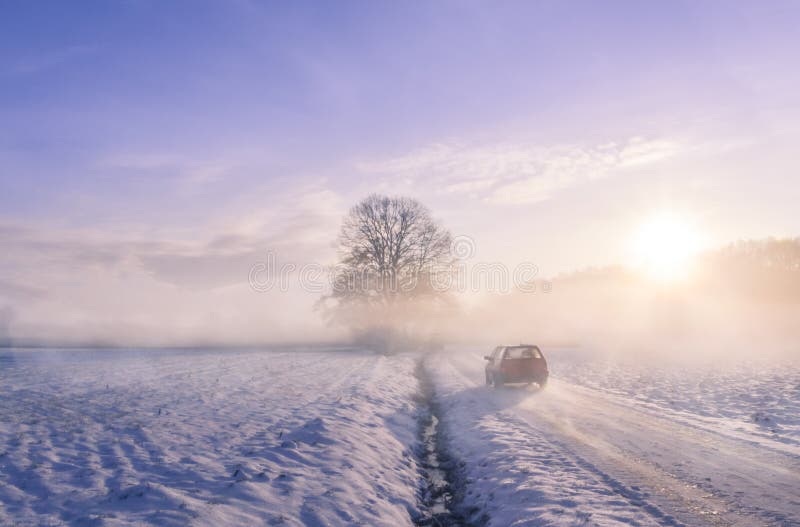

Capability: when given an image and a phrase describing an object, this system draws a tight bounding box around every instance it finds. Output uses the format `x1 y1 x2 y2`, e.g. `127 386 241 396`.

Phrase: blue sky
1 1 799 343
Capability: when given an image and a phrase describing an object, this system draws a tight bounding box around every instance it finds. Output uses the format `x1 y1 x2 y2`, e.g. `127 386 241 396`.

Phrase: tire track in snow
432 353 681 527
442 350 800 527
511 380 800 527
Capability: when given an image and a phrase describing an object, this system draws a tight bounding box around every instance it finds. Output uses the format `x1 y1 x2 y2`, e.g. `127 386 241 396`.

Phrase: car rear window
504 346 542 359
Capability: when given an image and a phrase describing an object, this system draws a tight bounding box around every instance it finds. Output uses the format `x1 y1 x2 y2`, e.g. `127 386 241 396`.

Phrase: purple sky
1 1 799 344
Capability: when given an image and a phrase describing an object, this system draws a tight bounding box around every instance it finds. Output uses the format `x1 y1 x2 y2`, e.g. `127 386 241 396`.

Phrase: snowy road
429 349 800 527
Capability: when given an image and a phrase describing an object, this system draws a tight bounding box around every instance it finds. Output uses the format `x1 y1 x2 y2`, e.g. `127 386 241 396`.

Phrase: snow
2 346 799 526
0 348 422 527
428 347 800 527
427 353 669 527
549 348 800 450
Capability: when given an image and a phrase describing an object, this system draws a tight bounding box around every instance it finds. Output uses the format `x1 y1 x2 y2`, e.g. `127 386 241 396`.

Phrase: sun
630 212 703 282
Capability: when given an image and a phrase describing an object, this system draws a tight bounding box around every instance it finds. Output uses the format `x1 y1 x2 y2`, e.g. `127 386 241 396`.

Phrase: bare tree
319 194 455 344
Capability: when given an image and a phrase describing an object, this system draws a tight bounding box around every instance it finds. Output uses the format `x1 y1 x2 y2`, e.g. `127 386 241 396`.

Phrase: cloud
618 138 682 167
3 45 93 76
0 279 46 301
0 190 339 293
0 186 346 346
97 152 237 185
357 137 683 204
444 178 497 194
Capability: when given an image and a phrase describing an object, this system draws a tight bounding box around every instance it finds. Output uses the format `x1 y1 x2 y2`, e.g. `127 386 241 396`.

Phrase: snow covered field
1 346 799 527
0 348 422 527
551 349 800 449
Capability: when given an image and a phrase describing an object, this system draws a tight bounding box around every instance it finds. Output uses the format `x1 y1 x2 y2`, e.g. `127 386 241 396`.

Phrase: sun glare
630 213 703 282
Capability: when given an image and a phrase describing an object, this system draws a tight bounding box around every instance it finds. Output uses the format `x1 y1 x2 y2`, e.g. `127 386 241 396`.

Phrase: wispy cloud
357 137 683 204
97 152 238 185
0 187 341 292
0 185 345 345
4 45 93 76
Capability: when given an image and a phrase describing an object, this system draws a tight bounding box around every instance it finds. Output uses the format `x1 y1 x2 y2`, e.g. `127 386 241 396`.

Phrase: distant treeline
556 237 800 304
476 237 800 349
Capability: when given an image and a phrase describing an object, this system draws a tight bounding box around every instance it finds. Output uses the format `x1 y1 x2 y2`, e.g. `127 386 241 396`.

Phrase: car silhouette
484 345 548 387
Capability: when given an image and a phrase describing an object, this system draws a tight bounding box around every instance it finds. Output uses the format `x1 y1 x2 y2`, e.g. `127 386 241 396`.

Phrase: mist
3 3 800 525
2 215 799 360
449 244 800 362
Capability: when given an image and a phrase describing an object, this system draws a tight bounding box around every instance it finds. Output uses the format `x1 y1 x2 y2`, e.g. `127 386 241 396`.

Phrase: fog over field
4 219 800 360
1 2 799 526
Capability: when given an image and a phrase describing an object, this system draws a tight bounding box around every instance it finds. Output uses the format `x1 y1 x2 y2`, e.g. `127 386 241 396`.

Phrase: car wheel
538 375 548 388
492 374 503 388
485 372 492 386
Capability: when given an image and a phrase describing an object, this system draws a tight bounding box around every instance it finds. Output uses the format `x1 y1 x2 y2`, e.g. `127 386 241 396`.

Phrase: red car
484 345 548 387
